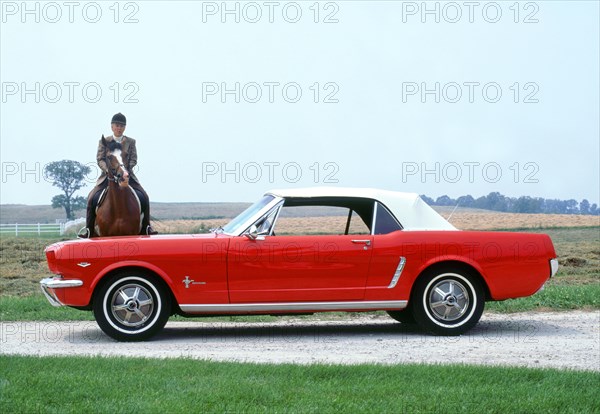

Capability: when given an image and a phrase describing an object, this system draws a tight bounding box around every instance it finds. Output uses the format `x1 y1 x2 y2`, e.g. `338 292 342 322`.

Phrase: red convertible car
41 188 558 341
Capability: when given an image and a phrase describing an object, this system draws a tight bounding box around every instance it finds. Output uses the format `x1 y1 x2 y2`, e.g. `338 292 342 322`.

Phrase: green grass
0 295 94 322
486 284 600 312
0 355 598 413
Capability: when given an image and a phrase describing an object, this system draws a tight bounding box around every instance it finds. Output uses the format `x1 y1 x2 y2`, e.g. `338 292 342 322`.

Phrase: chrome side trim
40 277 84 307
387 256 406 289
180 300 408 314
550 258 559 277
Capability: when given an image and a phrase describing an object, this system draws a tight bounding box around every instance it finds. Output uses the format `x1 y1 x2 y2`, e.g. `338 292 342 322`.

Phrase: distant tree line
421 192 599 215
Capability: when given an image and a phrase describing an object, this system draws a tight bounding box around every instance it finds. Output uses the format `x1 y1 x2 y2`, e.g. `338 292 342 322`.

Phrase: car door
227 234 373 302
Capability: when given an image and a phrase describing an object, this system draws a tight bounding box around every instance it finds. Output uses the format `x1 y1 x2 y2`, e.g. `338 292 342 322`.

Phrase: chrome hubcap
428 279 469 322
111 284 154 327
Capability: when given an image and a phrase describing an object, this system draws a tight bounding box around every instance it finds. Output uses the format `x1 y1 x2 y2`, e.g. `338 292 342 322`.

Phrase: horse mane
107 140 122 153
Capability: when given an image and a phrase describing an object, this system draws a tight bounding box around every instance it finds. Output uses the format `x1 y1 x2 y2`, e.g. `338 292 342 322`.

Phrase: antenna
446 200 461 222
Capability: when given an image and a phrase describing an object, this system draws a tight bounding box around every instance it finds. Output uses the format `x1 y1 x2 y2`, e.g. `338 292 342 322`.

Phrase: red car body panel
228 235 373 302
44 229 556 310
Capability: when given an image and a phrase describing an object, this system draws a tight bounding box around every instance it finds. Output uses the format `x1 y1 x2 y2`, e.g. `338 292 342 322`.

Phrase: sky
1 0 599 205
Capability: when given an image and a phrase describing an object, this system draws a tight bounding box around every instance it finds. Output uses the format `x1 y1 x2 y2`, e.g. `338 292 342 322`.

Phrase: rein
106 155 127 184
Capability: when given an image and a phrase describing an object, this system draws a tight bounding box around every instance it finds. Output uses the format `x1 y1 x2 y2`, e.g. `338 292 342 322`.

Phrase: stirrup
77 227 90 239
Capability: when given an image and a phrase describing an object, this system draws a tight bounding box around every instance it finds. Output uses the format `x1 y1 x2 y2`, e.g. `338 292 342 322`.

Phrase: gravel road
1 311 598 372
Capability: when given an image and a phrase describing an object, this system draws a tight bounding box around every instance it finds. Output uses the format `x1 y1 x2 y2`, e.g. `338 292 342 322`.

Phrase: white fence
0 218 85 237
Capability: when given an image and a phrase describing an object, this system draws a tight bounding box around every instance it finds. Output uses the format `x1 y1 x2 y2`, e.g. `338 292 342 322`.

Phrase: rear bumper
550 258 559 278
536 258 559 295
40 277 83 307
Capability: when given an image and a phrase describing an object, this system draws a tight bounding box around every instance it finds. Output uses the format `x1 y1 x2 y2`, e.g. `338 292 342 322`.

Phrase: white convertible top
266 187 457 231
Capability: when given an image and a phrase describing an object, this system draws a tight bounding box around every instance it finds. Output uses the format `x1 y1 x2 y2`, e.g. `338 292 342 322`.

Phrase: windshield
222 195 275 235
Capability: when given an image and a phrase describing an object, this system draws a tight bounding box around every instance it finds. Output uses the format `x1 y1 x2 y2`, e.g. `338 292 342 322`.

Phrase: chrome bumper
550 258 559 278
40 277 83 307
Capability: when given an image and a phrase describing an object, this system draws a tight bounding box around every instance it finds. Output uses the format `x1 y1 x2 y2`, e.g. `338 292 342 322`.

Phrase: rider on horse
79 113 157 238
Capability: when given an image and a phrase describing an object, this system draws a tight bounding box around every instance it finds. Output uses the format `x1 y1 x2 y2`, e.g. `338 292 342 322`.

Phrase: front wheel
93 272 171 341
412 268 484 336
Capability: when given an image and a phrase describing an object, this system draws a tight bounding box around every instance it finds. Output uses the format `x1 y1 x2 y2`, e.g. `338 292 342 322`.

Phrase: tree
457 195 475 208
486 192 509 212
564 199 579 215
44 160 91 220
435 195 455 206
420 195 435 205
514 196 543 213
579 199 590 215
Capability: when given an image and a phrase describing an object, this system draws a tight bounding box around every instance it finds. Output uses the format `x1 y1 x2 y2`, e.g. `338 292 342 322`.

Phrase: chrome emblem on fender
183 276 206 289
77 262 92 268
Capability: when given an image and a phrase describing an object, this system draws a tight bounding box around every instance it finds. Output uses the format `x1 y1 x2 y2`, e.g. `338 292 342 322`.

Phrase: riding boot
139 193 158 235
79 197 97 238
80 186 104 238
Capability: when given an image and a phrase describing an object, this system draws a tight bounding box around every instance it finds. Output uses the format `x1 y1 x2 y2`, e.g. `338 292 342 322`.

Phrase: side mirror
245 225 259 240
244 224 266 241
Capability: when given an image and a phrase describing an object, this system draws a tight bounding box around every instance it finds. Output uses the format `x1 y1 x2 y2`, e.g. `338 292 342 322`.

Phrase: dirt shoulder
1 311 598 372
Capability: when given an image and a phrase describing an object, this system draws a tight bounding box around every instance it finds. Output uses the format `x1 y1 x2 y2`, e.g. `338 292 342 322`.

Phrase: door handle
351 239 371 246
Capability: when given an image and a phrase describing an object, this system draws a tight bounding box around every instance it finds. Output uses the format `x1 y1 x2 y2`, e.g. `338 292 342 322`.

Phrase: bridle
106 153 127 184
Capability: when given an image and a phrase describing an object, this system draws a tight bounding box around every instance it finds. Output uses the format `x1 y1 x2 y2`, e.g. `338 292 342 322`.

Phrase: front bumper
40 277 83 307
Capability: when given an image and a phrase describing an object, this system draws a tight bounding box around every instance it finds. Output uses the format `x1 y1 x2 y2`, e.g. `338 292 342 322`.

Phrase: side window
374 202 402 235
273 205 370 236
254 207 279 235
347 211 371 235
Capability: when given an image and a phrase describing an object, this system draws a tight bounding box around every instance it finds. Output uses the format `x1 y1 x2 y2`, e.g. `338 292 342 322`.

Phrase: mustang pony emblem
182 276 206 289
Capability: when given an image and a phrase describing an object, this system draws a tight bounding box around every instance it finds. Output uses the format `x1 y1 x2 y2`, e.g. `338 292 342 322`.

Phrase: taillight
46 249 56 261
45 248 58 273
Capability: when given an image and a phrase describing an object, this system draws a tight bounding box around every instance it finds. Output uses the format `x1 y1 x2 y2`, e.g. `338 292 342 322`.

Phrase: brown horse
94 136 142 237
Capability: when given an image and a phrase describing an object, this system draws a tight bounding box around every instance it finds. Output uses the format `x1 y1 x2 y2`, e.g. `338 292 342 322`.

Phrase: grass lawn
0 355 598 413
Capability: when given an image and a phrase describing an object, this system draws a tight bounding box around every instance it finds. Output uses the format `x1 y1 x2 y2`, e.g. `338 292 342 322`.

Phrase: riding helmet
111 113 126 125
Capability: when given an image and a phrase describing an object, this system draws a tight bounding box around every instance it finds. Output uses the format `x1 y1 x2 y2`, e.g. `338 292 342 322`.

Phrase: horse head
102 135 129 186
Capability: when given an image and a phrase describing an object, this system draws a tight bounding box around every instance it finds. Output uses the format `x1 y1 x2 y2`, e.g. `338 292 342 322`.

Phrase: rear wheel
412 268 484 335
93 272 171 341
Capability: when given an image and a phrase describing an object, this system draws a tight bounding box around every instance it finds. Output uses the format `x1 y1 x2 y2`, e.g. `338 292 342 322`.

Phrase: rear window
374 202 402 234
